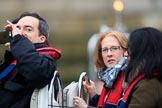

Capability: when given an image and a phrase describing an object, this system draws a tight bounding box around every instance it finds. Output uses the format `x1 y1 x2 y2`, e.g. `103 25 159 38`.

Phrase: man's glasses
101 46 121 54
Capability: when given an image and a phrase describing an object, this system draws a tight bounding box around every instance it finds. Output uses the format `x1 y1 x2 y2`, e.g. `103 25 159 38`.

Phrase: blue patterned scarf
98 57 127 88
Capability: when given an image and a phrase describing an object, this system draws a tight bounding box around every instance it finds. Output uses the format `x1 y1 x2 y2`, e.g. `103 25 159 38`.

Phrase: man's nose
20 29 25 36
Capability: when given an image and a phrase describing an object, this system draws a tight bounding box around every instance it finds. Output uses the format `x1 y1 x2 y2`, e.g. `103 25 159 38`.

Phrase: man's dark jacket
0 35 57 108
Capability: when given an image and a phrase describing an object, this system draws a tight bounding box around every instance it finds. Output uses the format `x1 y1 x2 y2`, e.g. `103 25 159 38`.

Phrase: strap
0 61 16 80
77 72 90 104
48 70 63 107
118 73 145 107
78 72 87 97
63 71 90 107
30 70 63 108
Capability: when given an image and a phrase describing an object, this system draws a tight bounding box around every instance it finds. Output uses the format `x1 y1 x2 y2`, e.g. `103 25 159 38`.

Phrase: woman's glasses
101 46 121 54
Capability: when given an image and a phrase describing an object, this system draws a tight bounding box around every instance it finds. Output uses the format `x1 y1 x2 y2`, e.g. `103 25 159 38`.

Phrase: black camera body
0 30 12 44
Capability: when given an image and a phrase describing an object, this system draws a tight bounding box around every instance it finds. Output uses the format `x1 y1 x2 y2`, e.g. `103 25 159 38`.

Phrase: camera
0 30 12 44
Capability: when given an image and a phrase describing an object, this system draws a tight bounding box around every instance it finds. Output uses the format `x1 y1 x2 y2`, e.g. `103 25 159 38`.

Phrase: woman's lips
108 59 115 64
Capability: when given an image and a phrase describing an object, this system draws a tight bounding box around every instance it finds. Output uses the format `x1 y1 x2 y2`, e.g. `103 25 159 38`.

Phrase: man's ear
39 35 46 42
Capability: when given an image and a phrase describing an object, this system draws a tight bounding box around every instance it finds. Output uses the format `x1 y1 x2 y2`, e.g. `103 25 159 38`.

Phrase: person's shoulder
136 77 162 89
131 77 162 107
134 77 162 100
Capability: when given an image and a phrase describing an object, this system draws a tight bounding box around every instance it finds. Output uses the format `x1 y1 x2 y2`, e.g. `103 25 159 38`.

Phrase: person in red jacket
0 12 61 108
73 30 128 108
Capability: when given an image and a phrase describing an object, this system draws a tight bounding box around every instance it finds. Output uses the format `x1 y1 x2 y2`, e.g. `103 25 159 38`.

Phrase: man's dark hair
17 12 49 39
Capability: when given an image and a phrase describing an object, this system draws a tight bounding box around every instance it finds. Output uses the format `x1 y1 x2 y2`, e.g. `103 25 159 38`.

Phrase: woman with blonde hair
73 30 128 108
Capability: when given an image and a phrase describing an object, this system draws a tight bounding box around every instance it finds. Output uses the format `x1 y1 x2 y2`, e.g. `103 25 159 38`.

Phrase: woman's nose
107 50 113 56
124 51 128 57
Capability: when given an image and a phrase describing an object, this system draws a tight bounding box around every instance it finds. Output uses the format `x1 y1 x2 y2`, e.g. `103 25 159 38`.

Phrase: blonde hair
93 30 128 72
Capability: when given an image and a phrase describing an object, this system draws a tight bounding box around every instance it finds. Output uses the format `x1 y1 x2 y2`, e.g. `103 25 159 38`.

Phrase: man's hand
6 20 20 37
